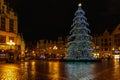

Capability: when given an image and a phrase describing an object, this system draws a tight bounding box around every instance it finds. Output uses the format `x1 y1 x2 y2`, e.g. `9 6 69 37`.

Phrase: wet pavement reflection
0 59 120 80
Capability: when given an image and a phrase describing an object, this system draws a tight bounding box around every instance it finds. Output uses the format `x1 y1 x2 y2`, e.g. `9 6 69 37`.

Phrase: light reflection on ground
0 60 120 80
0 64 20 80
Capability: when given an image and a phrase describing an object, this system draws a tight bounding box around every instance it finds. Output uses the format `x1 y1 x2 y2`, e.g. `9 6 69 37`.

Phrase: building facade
36 37 67 59
93 24 120 59
0 0 25 61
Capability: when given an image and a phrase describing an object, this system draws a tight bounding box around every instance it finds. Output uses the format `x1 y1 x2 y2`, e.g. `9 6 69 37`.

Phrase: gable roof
112 24 120 34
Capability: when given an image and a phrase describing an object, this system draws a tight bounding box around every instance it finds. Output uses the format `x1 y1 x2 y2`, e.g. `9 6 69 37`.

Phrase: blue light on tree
64 3 96 60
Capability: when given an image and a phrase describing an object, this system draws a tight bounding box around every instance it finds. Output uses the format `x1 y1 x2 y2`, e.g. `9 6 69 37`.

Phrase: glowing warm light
7 40 15 45
32 50 35 53
114 55 119 59
49 62 60 78
112 47 115 51
31 61 35 65
119 47 120 50
1 65 19 79
31 61 36 71
78 3 82 7
53 45 58 50
49 47 52 49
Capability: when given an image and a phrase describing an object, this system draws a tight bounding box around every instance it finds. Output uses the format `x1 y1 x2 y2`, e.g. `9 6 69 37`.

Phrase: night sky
8 0 120 42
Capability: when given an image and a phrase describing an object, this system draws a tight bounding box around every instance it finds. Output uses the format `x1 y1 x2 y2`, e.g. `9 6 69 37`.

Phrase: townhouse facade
36 37 67 59
35 24 120 60
0 0 25 61
93 24 120 59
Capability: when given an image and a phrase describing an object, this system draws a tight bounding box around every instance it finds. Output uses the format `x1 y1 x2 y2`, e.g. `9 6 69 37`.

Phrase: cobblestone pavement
0 59 120 80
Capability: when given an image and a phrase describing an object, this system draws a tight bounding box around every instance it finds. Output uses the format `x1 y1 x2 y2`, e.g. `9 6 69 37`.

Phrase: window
101 39 103 42
9 37 14 42
1 6 4 14
105 48 108 51
109 43 111 46
0 35 6 43
104 39 107 42
109 38 111 41
7 6 10 13
0 17 6 31
9 19 14 32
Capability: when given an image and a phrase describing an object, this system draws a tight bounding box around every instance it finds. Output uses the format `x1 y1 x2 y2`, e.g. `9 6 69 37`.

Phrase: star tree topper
78 3 82 7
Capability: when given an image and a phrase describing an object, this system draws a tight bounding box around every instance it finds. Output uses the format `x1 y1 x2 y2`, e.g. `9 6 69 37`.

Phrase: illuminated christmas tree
64 3 96 60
